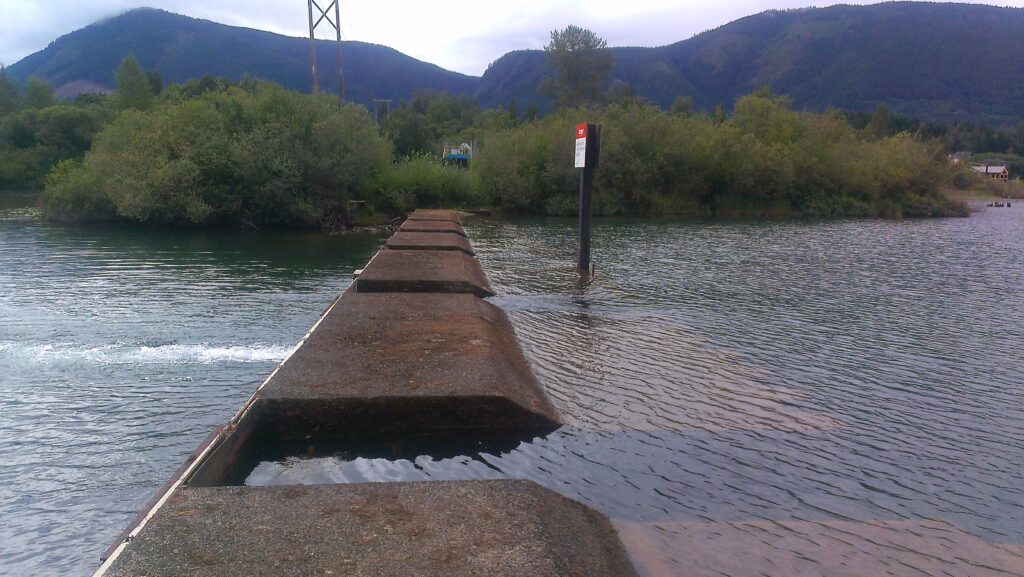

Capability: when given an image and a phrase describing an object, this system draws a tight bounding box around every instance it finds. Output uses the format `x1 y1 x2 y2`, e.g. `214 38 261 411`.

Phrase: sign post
575 123 601 277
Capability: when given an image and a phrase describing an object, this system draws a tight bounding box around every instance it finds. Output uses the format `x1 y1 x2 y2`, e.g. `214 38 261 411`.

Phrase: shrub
43 83 392 228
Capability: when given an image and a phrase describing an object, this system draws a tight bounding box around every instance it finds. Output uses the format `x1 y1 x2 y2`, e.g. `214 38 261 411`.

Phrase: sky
2 0 1024 76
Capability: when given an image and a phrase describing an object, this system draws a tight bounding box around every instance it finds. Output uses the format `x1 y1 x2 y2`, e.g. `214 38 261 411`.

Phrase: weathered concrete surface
407 209 462 223
357 249 494 297
252 290 559 438
104 481 638 577
386 231 475 255
400 218 467 236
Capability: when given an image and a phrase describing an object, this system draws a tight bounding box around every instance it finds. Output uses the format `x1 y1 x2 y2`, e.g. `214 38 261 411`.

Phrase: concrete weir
102 482 636 577
399 218 468 236
94 209 638 577
356 249 495 297
386 230 476 255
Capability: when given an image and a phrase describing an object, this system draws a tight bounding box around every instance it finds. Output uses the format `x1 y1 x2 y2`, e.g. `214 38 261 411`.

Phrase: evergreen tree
542 25 613 109
526 103 540 122
0 66 19 116
147 70 164 96
865 105 892 139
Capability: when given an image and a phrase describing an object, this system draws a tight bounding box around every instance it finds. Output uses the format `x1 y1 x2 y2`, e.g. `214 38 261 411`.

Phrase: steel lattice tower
307 0 345 101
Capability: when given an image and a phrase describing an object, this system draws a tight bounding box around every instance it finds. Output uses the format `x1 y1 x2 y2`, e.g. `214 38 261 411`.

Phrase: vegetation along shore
6 24 1023 229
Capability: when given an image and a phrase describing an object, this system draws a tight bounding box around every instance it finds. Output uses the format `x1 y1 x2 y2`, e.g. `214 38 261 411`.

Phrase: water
2 191 1023 576
0 192 382 576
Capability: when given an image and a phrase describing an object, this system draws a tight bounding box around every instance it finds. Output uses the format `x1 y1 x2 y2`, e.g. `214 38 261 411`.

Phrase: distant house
948 152 969 164
971 164 1009 182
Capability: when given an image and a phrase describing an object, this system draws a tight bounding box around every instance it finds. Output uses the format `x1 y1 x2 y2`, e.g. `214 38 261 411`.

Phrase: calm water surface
2 192 1022 576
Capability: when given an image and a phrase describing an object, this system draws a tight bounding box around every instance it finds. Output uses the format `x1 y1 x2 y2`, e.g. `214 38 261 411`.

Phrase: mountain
478 3 1024 124
6 8 477 105
8 3 1024 123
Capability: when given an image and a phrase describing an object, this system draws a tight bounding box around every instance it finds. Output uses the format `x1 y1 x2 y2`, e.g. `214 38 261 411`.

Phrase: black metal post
578 124 601 276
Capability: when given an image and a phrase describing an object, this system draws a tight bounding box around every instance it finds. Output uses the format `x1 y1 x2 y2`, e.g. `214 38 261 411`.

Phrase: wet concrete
399 219 467 236
254 290 559 437
385 231 475 255
406 209 462 223
356 250 494 297
103 481 638 577
94 214 638 577
615 519 1024 577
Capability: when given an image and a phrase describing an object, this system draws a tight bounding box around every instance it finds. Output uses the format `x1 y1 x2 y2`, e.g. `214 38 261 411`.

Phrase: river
1 192 1022 576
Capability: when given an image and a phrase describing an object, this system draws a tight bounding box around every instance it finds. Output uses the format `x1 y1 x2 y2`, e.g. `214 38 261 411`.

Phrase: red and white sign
574 123 588 168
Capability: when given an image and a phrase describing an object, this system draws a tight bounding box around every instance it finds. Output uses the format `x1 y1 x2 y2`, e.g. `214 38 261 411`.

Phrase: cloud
3 0 1024 74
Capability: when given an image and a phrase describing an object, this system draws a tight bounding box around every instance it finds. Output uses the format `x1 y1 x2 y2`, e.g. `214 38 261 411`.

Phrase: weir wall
93 210 638 577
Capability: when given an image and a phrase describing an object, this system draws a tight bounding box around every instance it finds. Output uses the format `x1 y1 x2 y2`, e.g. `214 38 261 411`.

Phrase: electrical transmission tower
306 0 345 101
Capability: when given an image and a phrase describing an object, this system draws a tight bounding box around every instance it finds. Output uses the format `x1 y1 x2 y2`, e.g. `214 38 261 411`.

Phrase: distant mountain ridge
9 3 1024 123
6 8 477 105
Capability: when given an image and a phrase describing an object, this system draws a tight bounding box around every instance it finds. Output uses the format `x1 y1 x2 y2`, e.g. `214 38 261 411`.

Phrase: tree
147 71 164 96
542 25 613 109
865 105 892 139
507 99 519 127
670 95 694 117
23 77 54 109
381 108 435 157
0 65 19 117
526 103 540 122
114 56 154 110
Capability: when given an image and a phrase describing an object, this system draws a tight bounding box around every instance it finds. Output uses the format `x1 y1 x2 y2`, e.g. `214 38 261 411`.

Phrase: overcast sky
2 1 1023 75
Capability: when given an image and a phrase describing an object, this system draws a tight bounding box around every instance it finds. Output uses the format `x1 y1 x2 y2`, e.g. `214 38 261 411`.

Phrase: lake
2 192 1022 576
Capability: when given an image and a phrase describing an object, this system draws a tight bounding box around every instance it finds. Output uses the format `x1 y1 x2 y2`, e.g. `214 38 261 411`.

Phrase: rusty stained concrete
254 290 560 437
400 219 467 236
406 209 462 223
356 249 494 297
385 231 476 256
103 481 639 577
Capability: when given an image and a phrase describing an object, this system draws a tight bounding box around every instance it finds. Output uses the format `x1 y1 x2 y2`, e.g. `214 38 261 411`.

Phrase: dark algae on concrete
95 209 638 577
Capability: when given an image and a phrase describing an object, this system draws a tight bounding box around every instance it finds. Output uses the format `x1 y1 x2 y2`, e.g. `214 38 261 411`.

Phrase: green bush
0 103 108 189
43 83 392 228
376 153 479 213
476 95 966 218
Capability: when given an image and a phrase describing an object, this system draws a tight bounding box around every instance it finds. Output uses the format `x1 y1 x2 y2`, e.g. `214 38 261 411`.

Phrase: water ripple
252 211 1023 576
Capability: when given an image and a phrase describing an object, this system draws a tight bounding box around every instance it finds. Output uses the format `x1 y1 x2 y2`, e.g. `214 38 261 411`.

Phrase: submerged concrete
399 219 467 236
94 211 639 577
254 290 558 438
103 481 638 577
406 209 462 223
356 249 494 297
385 231 475 255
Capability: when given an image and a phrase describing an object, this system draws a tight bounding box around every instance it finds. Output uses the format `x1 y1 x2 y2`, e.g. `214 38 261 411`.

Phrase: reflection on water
3 191 1023 576
251 211 1024 576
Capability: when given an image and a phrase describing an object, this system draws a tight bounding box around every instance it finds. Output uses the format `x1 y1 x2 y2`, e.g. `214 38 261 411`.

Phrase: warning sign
574 123 587 168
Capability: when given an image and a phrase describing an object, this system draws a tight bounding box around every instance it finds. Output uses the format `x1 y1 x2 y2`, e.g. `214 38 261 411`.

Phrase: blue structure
443 143 473 168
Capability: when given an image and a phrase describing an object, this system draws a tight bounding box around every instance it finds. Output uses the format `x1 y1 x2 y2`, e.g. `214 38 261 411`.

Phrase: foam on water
0 341 294 365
